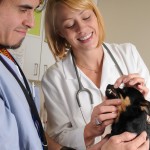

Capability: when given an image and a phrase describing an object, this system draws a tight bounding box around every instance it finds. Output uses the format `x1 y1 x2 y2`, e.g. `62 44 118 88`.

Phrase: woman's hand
114 73 149 98
87 132 149 150
99 132 149 150
84 99 121 147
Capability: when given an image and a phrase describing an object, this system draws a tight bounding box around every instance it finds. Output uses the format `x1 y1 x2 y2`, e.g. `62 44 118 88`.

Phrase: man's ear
140 100 150 115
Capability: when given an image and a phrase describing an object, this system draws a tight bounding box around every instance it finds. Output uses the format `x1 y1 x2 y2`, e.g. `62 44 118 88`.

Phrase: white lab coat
42 43 150 150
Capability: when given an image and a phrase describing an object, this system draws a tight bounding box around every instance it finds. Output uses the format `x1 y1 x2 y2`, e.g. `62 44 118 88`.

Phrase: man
0 0 72 149
0 0 48 149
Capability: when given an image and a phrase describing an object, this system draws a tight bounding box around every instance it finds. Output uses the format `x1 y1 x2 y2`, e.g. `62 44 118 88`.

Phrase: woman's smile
78 32 93 42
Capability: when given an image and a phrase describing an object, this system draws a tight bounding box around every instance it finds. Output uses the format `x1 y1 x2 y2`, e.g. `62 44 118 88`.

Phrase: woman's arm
46 133 62 150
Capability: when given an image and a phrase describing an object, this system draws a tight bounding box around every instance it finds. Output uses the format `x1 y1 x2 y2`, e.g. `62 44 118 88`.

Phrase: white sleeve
42 70 86 150
130 43 150 100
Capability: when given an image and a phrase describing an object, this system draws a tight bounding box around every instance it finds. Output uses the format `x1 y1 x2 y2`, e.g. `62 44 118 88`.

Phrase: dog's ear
140 100 150 115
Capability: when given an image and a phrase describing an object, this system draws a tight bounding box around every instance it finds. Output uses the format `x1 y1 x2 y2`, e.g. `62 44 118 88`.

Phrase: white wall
94 0 97 4
97 0 150 70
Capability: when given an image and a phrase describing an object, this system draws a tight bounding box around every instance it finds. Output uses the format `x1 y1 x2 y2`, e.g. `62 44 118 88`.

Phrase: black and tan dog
105 84 150 138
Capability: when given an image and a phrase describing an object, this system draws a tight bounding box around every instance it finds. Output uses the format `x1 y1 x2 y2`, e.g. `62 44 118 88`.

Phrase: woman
42 0 150 149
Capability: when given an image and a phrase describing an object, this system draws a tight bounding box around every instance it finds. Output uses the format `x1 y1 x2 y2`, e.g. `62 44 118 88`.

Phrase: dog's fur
105 84 150 138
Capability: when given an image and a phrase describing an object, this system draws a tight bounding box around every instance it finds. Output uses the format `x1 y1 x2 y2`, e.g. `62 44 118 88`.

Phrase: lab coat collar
101 43 116 78
62 51 77 79
62 44 116 84
100 44 117 92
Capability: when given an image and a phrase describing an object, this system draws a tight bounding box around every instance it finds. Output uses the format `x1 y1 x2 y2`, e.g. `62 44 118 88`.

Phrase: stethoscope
71 43 123 124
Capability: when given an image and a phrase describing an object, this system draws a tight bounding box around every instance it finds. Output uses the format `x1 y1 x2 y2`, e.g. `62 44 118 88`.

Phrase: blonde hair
45 0 105 60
